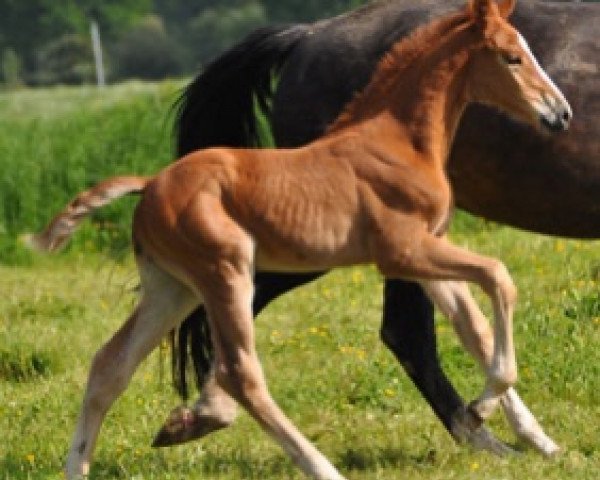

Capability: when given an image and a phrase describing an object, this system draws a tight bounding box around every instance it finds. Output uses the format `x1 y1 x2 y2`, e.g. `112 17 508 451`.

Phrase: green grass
0 81 184 264
0 81 273 266
0 83 598 478
1 219 599 479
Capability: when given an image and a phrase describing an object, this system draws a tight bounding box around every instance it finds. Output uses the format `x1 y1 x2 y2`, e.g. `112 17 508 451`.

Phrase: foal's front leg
380 280 512 455
202 267 346 480
422 280 560 455
377 233 517 421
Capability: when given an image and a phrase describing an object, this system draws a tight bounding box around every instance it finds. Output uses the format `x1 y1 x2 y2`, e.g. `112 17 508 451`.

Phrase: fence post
90 20 106 87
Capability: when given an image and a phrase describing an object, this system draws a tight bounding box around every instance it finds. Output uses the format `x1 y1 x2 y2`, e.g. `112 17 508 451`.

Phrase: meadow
0 83 598 479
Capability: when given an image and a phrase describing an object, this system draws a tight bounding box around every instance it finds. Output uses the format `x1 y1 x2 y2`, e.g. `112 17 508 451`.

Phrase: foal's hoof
152 406 230 448
515 429 561 458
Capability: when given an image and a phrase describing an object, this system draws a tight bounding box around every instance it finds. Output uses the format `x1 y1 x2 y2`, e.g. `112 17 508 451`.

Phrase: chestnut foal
31 0 570 478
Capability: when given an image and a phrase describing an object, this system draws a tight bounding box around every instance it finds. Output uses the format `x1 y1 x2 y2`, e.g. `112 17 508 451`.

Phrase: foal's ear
468 0 515 31
468 0 515 22
468 0 495 27
497 0 517 18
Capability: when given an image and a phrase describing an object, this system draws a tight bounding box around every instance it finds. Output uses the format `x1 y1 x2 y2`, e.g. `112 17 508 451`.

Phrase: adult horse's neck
329 11 476 164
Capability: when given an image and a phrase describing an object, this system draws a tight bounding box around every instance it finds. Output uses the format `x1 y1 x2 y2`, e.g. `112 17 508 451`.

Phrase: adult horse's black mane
164 0 599 452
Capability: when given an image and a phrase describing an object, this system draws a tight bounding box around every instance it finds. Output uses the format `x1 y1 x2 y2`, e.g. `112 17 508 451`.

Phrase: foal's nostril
540 107 571 133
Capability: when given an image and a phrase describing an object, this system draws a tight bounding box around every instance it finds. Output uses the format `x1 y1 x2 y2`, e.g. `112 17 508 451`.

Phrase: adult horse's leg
381 279 512 454
422 280 560 456
153 272 325 447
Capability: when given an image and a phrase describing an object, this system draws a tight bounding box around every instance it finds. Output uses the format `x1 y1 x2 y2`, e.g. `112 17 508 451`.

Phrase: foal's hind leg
422 280 560 456
65 260 197 479
153 367 238 447
200 266 346 480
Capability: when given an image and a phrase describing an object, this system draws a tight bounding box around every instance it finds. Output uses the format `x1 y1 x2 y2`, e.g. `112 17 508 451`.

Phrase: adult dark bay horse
31 1 571 477
158 0 597 455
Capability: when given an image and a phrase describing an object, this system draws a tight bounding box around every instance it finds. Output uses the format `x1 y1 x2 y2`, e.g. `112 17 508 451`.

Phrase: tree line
0 0 364 87
0 0 592 87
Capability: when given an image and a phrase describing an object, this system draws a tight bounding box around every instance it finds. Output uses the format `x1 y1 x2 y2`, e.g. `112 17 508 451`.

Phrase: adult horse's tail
175 24 309 156
171 24 309 400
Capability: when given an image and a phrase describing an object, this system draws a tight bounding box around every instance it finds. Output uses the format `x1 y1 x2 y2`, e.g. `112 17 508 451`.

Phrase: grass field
0 81 181 265
0 84 599 479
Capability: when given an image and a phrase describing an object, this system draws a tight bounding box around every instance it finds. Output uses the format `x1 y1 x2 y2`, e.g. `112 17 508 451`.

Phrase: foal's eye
502 53 522 66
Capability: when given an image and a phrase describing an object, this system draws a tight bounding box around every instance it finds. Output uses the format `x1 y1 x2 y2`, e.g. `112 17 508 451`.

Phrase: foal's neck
329 12 476 164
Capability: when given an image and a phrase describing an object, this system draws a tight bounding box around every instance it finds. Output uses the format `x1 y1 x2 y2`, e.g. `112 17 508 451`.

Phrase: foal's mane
328 9 472 133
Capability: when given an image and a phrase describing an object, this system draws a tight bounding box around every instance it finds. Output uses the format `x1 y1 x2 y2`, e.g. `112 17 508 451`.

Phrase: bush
112 15 183 81
0 82 178 263
32 34 95 86
0 344 56 382
1 48 23 88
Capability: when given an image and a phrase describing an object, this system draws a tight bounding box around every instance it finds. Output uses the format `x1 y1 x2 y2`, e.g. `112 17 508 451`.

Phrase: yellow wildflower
384 388 396 398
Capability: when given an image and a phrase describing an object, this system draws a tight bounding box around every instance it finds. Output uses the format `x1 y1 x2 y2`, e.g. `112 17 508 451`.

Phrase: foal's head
466 0 572 132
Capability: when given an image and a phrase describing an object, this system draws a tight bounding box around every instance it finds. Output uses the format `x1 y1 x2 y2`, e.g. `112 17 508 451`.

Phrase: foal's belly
254 247 370 273
252 224 372 273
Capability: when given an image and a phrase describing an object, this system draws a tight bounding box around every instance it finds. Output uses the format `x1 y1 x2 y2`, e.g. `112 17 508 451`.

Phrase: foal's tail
25 176 150 253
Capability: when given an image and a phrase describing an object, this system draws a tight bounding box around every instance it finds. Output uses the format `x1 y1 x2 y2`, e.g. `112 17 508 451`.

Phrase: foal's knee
484 261 517 307
489 367 517 394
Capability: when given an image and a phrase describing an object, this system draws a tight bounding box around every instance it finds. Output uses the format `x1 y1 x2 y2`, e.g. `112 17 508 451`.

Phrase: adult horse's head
467 0 572 132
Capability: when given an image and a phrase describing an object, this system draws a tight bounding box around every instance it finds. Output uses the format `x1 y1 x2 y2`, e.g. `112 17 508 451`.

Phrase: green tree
112 15 183 80
46 0 153 37
187 1 267 66
0 0 151 81
1 48 22 88
33 34 95 86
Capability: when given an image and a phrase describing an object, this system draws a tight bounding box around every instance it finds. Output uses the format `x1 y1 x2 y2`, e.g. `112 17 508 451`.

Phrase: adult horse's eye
502 53 522 66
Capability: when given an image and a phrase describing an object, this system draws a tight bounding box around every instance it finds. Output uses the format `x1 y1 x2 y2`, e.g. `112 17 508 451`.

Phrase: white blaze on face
517 33 573 123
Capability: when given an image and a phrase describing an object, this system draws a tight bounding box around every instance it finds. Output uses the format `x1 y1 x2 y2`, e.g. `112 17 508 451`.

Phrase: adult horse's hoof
151 405 230 448
466 425 517 457
451 406 516 457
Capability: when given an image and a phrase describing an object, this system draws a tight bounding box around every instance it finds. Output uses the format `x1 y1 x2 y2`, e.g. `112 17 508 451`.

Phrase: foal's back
137 136 368 273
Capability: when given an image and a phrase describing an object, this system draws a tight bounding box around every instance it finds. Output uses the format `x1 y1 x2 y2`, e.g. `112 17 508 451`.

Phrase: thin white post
90 20 106 87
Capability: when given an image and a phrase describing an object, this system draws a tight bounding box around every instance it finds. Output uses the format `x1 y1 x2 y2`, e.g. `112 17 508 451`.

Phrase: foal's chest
358 154 453 236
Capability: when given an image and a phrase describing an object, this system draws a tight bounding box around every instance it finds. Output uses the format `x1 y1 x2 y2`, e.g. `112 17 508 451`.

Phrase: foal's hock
31 1 570 478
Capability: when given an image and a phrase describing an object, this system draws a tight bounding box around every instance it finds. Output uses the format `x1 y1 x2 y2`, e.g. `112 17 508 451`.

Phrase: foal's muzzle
539 96 572 133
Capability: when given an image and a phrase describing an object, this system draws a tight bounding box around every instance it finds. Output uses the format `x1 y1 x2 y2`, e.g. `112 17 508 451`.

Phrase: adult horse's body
32 1 571 478
161 0 598 454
